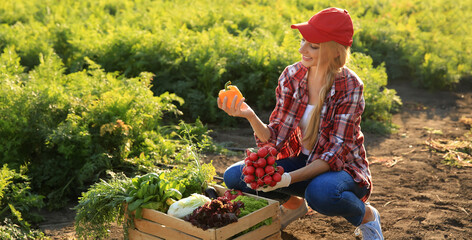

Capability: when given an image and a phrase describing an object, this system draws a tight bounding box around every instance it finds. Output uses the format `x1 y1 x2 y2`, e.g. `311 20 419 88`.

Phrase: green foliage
348 53 402 133
1 0 470 126
125 172 184 218
74 172 132 239
0 165 45 237
0 219 46 240
124 160 216 219
232 195 269 218
161 160 217 199
348 0 471 90
75 161 216 239
231 195 272 237
0 0 384 126
0 47 216 208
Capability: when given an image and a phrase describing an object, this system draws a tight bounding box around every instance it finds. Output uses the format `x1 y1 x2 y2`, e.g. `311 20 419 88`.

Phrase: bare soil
40 82 472 239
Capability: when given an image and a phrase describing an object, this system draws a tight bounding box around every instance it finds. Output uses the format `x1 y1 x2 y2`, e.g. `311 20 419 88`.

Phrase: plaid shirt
255 62 372 201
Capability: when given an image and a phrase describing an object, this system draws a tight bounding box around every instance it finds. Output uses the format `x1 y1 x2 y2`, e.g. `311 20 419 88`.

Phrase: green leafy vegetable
232 195 269 218
231 195 272 236
184 197 244 230
125 172 184 218
167 194 211 219
74 172 132 239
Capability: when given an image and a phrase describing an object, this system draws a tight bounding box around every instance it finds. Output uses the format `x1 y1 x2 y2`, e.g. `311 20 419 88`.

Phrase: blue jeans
223 154 369 226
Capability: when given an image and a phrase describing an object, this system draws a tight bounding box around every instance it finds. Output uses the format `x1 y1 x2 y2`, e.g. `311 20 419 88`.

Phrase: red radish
243 147 282 189
257 147 268 158
257 178 264 186
255 167 265 178
256 158 267 168
249 152 258 161
263 175 273 185
232 190 243 198
246 149 252 157
244 174 255 183
245 159 253 166
224 190 232 199
264 165 275 175
246 166 255 175
224 189 243 200
266 156 276 165
272 172 282 182
268 147 278 156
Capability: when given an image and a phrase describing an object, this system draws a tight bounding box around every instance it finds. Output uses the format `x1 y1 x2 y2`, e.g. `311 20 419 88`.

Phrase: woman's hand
217 94 272 143
253 173 292 192
217 95 254 119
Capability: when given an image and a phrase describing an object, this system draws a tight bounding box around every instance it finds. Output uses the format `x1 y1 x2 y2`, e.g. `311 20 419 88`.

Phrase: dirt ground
40 81 472 239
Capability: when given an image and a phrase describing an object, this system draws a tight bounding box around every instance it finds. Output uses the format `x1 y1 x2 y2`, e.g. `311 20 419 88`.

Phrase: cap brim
291 22 330 44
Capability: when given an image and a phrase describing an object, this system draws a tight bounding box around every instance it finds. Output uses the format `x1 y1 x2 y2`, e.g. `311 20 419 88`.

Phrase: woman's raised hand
217 95 253 119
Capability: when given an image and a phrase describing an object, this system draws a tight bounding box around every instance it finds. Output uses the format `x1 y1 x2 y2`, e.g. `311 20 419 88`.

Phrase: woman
217 7 383 240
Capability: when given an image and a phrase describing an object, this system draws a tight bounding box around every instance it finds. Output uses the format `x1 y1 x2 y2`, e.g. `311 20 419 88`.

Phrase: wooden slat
233 216 281 240
233 220 281 240
262 231 282 240
128 228 163 240
215 201 279 239
211 184 281 239
141 208 215 239
134 218 202 240
126 185 281 240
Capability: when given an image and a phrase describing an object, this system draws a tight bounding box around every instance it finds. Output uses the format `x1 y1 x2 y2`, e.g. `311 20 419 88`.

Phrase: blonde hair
302 41 351 150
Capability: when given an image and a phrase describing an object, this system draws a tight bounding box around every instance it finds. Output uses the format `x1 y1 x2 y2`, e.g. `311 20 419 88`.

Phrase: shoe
280 200 308 230
354 205 384 240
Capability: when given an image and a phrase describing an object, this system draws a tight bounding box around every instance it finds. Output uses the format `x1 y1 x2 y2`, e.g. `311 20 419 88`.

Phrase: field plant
1 0 470 125
348 53 402 134
349 0 472 90
0 165 45 239
0 47 216 208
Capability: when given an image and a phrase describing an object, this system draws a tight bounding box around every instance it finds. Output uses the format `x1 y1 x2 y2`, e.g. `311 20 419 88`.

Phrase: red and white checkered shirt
255 62 372 201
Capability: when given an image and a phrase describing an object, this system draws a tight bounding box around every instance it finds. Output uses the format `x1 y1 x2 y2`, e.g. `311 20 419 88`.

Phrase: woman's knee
223 161 244 189
304 176 341 214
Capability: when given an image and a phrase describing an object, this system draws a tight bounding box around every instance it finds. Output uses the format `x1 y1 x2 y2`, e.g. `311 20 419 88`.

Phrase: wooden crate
127 185 281 240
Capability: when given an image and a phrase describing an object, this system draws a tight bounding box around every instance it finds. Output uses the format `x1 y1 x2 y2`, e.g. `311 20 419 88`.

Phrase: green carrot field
1 0 471 237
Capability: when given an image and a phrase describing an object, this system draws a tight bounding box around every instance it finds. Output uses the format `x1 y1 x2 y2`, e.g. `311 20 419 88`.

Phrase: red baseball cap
291 7 353 47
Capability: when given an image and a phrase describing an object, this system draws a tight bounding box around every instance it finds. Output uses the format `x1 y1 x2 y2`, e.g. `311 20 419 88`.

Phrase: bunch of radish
242 146 285 190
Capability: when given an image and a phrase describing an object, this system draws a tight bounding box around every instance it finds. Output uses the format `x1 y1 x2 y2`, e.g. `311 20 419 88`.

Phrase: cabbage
167 193 211 218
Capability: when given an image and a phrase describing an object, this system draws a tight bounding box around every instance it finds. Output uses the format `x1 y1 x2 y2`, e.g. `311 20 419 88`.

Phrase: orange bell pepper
218 81 245 109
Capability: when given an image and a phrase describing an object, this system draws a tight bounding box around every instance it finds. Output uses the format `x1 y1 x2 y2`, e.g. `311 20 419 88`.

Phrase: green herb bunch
74 160 216 239
231 195 272 236
74 172 132 239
